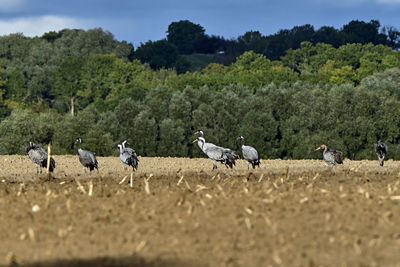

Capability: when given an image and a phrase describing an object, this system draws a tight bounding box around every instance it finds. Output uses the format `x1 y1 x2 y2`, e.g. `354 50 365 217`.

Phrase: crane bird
194 130 237 168
26 142 55 173
76 138 98 172
193 136 237 170
375 141 388 166
194 130 237 159
315 144 343 166
237 136 260 169
118 140 139 171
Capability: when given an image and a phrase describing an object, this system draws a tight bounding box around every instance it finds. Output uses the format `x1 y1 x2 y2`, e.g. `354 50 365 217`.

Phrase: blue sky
0 0 399 48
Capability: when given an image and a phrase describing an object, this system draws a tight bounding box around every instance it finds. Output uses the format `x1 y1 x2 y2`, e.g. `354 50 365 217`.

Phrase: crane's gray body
323 149 343 166
238 136 260 169
196 136 237 170
26 142 55 173
118 142 139 171
197 138 216 152
241 145 260 169
323 151 337 166
76 138 98 171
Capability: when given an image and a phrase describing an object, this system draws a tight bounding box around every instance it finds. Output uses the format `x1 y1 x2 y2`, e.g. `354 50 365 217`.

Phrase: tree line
135 19 400 71
0 68 399 160
0 33 398 115
0 22 399 159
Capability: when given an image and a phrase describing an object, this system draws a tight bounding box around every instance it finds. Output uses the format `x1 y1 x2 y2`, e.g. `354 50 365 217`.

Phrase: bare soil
1 155 400 267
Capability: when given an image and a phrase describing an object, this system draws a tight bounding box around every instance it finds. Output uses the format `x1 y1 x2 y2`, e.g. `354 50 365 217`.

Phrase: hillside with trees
0 20 399 159
135 19 400 71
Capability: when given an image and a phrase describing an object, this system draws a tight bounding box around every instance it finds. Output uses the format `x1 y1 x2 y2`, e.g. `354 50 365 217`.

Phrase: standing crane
76 138 98 172
375 141 388 166
237 136 260 169
194 130 237 169
26 141 55 173
119 140 139 187
315 144 343 166
195 130 237 169
118 140 139 171
193 135 237 170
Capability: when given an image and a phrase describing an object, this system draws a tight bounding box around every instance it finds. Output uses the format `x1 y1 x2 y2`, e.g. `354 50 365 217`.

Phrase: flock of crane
25 130 389 174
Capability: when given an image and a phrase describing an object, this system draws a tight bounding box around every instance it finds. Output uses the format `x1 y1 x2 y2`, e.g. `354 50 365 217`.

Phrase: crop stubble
0 155 400 266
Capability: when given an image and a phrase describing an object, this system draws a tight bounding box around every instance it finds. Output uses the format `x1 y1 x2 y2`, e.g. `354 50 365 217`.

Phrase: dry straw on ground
0 156 400 266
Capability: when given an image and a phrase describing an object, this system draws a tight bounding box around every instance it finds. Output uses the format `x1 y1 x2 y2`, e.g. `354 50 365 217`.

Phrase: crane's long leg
212 160 217 170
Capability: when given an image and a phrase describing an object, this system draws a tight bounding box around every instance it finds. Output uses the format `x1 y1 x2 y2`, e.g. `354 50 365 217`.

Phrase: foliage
167 20 206 54
135 40 179 69
0 25 399 160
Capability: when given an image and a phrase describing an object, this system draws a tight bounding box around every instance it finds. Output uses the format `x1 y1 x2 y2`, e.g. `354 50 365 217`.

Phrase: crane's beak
192 139 198 143
315 146 321 151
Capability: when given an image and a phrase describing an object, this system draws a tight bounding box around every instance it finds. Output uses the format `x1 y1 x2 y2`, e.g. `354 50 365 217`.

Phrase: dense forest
0 20 399 159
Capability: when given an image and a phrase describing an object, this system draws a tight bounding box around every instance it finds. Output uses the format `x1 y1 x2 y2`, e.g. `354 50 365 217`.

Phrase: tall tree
341 20 385 45
52 56 84 115
167 20 206 54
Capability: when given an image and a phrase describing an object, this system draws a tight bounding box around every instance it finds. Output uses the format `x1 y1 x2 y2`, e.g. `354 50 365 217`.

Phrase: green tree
144 85 171 122
175 56 192 74
135 40 179 69
237 31 266 53
158 118 186 156
132 109 157 156
84 124 115 156
53 28 134 60
52 114 79 154
0 109 36 154
313 26 343 47
5 69 26 103
52 56 84 114
0 62 10 117
341 20 385 45
167 20 206 54
114 97 142 142
79 54 120 110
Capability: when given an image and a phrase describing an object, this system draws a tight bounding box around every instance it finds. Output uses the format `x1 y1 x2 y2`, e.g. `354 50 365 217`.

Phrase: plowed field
1 155 400 267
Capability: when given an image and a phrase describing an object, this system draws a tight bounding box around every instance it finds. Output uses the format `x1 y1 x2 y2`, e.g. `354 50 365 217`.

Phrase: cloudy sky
0 0 399 48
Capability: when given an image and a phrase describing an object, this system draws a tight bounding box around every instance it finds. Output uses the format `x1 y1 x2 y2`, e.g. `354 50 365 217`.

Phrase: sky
0 0 399 48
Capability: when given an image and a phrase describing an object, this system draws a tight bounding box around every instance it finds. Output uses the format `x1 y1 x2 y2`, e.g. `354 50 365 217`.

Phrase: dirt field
1 155 400 267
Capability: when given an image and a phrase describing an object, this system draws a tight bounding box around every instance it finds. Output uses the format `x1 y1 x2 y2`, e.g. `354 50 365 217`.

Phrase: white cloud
0 0 26 12
0 15 90 37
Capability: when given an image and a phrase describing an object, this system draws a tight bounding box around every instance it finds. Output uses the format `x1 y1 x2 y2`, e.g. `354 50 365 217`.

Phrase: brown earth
1 155 400 267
